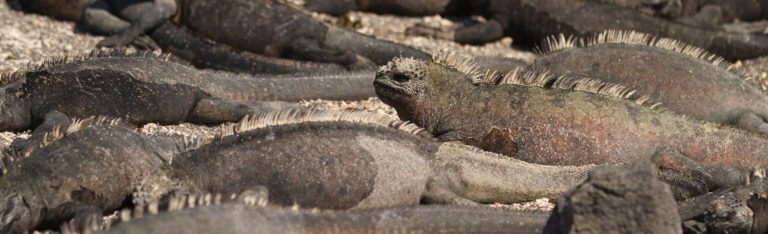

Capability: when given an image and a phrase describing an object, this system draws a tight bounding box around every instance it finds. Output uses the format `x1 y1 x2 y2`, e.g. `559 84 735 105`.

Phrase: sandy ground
0 0 554 221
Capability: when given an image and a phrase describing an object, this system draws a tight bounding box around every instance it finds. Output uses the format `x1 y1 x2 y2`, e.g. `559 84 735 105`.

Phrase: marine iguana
0 118 188 234
0 49 379 131
373 53 768 171
530 30 768 134
405 0 768 60
99 203 549 234
80 0 429 67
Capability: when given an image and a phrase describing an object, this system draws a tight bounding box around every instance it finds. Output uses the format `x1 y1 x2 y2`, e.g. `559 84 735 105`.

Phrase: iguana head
0 90 31 132
374 57 474 133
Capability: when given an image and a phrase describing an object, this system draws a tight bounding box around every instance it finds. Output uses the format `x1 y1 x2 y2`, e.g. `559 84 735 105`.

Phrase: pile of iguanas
4 0 768 233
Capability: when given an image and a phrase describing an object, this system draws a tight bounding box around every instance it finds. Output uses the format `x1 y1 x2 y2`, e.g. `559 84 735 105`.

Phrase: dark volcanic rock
544 160 682 234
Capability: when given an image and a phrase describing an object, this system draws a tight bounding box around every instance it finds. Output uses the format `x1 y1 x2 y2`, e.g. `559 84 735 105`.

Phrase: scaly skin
530 32 768 134
101 204 548 234
373 56 768 171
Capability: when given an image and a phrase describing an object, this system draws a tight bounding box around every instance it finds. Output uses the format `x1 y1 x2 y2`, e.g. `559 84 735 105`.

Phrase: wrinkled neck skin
418 69 478 141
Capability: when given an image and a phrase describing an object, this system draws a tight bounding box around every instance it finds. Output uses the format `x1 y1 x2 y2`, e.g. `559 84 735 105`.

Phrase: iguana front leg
96 0 177 48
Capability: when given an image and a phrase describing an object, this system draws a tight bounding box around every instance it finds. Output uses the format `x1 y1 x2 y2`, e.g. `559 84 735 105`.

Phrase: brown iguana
529 30 768 134
373 53 768 173
78 0 429 68
404 0 768 60
0 49 378 132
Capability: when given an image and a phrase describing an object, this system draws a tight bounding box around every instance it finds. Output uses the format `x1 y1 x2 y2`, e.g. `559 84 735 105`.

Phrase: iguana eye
393 74 410 83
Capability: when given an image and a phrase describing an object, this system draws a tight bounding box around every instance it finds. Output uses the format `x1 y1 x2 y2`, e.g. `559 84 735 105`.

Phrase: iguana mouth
373 78 410 101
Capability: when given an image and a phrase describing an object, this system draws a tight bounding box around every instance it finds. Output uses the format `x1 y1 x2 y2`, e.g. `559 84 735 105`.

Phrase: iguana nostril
392 74 410 83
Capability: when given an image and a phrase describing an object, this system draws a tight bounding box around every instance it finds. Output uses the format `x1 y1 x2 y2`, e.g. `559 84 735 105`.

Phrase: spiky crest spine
430 51 665 110
214 108 429 139
534 30 728 68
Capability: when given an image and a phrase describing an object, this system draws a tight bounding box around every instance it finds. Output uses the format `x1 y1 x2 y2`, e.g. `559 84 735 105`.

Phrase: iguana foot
737 111 768 135
405 23 455 41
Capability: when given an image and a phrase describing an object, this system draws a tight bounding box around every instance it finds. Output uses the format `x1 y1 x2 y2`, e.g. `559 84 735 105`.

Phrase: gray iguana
373 53 768 176
79 0 429 67
529 30 768 134
0 49 377 131
405 0 768 60
99 203 548 234
0 118 185 234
